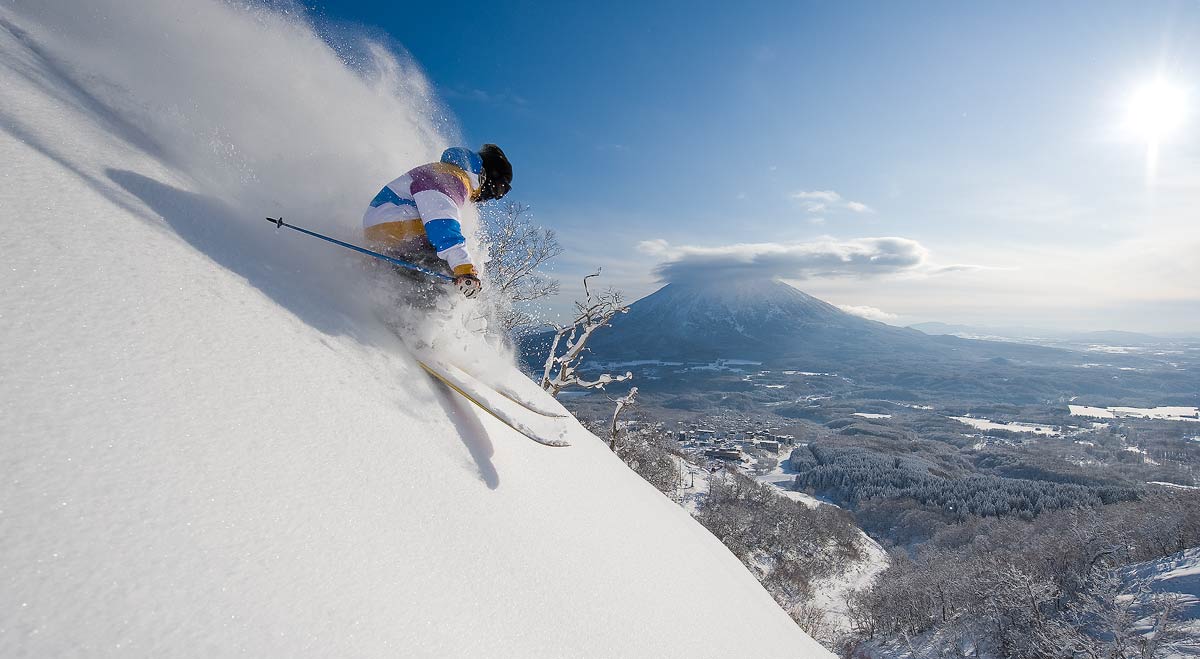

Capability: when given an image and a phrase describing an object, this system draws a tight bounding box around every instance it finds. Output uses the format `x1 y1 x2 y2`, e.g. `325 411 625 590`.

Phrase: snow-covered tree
539 271 632 397
608 386 638 451
608 423 683 497
482 201 563 333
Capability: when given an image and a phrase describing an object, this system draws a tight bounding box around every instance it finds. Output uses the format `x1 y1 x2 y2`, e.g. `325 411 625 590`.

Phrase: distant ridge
557 278 1200 405
909 323 1186 346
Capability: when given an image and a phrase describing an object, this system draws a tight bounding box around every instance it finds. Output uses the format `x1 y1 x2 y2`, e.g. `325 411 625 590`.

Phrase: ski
420 356 567 419
378 313 567 420
417 359 571 447
483 379 568 418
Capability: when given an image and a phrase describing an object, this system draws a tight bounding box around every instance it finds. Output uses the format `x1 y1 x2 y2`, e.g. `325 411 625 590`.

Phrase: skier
362 144 512 300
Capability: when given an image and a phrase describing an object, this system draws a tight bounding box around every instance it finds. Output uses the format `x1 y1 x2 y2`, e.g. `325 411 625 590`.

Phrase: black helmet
477 144 512 201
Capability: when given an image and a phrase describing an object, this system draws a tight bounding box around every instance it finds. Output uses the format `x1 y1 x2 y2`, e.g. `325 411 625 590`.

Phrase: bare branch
539 271 632 398
482 201 564 333
609 387 638 451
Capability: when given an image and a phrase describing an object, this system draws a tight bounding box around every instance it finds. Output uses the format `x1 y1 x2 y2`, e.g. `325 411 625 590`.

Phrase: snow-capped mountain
587 277 940 362
561 276 1200 407
0 3 832 657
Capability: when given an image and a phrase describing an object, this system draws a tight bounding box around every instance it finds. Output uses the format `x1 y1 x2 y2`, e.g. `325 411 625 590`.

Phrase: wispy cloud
791 189 874 214
837 305 899 323
638 236 933 282
931 263 996 274
792 190 841 203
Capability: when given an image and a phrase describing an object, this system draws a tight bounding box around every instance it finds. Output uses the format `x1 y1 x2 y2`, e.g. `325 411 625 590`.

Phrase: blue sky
310 1 1199 333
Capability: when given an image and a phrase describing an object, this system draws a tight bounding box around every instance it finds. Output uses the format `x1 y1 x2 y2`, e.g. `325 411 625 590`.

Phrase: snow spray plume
0 0 500 346
2 0 454 222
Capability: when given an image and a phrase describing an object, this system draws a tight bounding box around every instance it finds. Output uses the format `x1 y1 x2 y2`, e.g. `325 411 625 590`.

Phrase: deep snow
1122 547 1200 658
0 2 830 656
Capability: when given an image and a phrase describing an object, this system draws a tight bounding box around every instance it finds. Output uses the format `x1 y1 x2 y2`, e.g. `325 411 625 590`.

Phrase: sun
1124 78 1189 181
1125 78 1188 143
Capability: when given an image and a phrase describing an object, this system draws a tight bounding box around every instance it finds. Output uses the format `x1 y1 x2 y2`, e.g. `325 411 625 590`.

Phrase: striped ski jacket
362 147 481 278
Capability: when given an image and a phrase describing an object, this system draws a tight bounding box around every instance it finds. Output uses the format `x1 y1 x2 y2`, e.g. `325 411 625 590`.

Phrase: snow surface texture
1122 547 1200 658
0 2 831 657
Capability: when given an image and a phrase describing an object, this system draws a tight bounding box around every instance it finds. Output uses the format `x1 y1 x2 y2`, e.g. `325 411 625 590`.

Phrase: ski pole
265 217 453 281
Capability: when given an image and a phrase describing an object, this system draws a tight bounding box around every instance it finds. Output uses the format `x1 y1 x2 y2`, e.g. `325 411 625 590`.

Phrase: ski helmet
477 144 512 201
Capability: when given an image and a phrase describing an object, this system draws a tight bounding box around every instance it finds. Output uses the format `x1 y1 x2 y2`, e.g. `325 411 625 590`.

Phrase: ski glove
454 274 482 299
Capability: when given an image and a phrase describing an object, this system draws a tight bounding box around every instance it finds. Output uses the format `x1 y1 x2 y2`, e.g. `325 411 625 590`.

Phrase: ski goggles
478 175 511 202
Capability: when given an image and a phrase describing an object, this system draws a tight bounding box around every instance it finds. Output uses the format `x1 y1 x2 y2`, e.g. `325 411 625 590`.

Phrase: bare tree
1059 569 1191 659
540 270 632 397
482 201 563 332
608 387 638 451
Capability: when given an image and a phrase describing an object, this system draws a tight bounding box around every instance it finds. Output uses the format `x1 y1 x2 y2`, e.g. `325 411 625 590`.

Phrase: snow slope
1122 547 1200 658
0 2 830 656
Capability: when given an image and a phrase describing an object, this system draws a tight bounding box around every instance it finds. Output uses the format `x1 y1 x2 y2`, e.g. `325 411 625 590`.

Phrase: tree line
790 444 1141 521
841 492 1200 658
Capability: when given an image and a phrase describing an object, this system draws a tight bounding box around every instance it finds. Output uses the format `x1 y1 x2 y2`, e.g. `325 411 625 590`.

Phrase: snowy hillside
672 454 891 642
749 455 890 637
1122 547 1200 658
0 2 831 656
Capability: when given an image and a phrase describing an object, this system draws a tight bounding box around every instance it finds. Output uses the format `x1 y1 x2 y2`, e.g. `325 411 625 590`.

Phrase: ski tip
417 360 573 447
265 216 284 228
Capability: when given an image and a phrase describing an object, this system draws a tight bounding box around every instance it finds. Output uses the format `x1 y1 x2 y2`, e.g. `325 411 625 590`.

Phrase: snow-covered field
689 359 763 371
950 416 1061 436
1150 482 1200 491
1070 405 1119 418
0 3 831 656
1070 405 1200 422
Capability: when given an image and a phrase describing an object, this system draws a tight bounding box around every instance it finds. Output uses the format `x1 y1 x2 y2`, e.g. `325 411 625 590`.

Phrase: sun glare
1126 79 1187 142
1124 78 1189 182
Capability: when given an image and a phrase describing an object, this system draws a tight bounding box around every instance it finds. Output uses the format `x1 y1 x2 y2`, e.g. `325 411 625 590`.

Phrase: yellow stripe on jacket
364 219 426 245
363 222 479 277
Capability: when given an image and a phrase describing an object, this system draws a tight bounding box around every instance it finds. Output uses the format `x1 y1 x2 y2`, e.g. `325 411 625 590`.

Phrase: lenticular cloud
639 236 931 283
